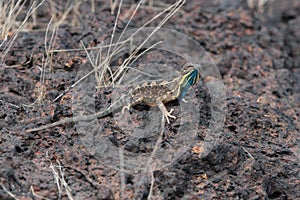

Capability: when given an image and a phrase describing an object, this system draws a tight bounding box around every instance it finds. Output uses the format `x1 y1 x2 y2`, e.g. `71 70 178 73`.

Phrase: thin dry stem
109 0 118 14
34 15 56 104
50 160 74 200
148 170 155 200
70 0 185 90
0 0 24 41
110 0 186 84
30 186 51 200
0 0 45 69
0 183 18 200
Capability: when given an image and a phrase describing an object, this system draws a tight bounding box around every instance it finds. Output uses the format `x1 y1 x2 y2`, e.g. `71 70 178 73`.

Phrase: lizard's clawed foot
181 98 188 103
164 108 176 124
122 105 130 114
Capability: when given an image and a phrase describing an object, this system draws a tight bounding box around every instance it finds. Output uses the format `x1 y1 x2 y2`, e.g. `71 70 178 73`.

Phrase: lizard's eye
182 65 195 74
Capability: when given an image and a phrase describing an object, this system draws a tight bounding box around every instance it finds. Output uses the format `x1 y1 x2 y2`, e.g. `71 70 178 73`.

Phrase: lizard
25 65 200 132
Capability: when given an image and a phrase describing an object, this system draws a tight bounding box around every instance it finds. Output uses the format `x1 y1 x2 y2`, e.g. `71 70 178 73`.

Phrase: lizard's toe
122 105 130 114
164 108 176 123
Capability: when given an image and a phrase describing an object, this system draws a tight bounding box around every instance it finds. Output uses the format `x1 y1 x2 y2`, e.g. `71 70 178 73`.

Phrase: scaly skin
26 66 200 132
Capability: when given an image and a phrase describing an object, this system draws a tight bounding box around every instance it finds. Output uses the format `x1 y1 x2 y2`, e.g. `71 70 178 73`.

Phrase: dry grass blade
0 0 45 69
50 0 186 93
30 186 51 200
49 0 82 27
115 40 163 85
108 0 186 84
32 15 59 105
93 0 186 88
50 160 74 200
134 113 166 199
0 183 18 200
0 0 24 41
109 0 119 14
247 0 271 13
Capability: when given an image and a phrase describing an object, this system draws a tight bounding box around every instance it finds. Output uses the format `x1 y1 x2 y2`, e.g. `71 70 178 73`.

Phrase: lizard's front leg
156 100 176 124
121 97 143 114
121 105 130 114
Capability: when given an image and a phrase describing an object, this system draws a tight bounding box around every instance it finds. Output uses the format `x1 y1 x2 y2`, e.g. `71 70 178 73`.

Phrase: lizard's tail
25 95 130 132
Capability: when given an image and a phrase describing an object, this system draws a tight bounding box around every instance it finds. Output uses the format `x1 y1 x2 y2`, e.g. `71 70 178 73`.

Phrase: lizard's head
181 65 200 86
178 65 200 99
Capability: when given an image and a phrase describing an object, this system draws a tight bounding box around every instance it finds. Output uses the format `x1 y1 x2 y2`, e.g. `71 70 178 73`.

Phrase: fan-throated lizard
26 66 200 132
